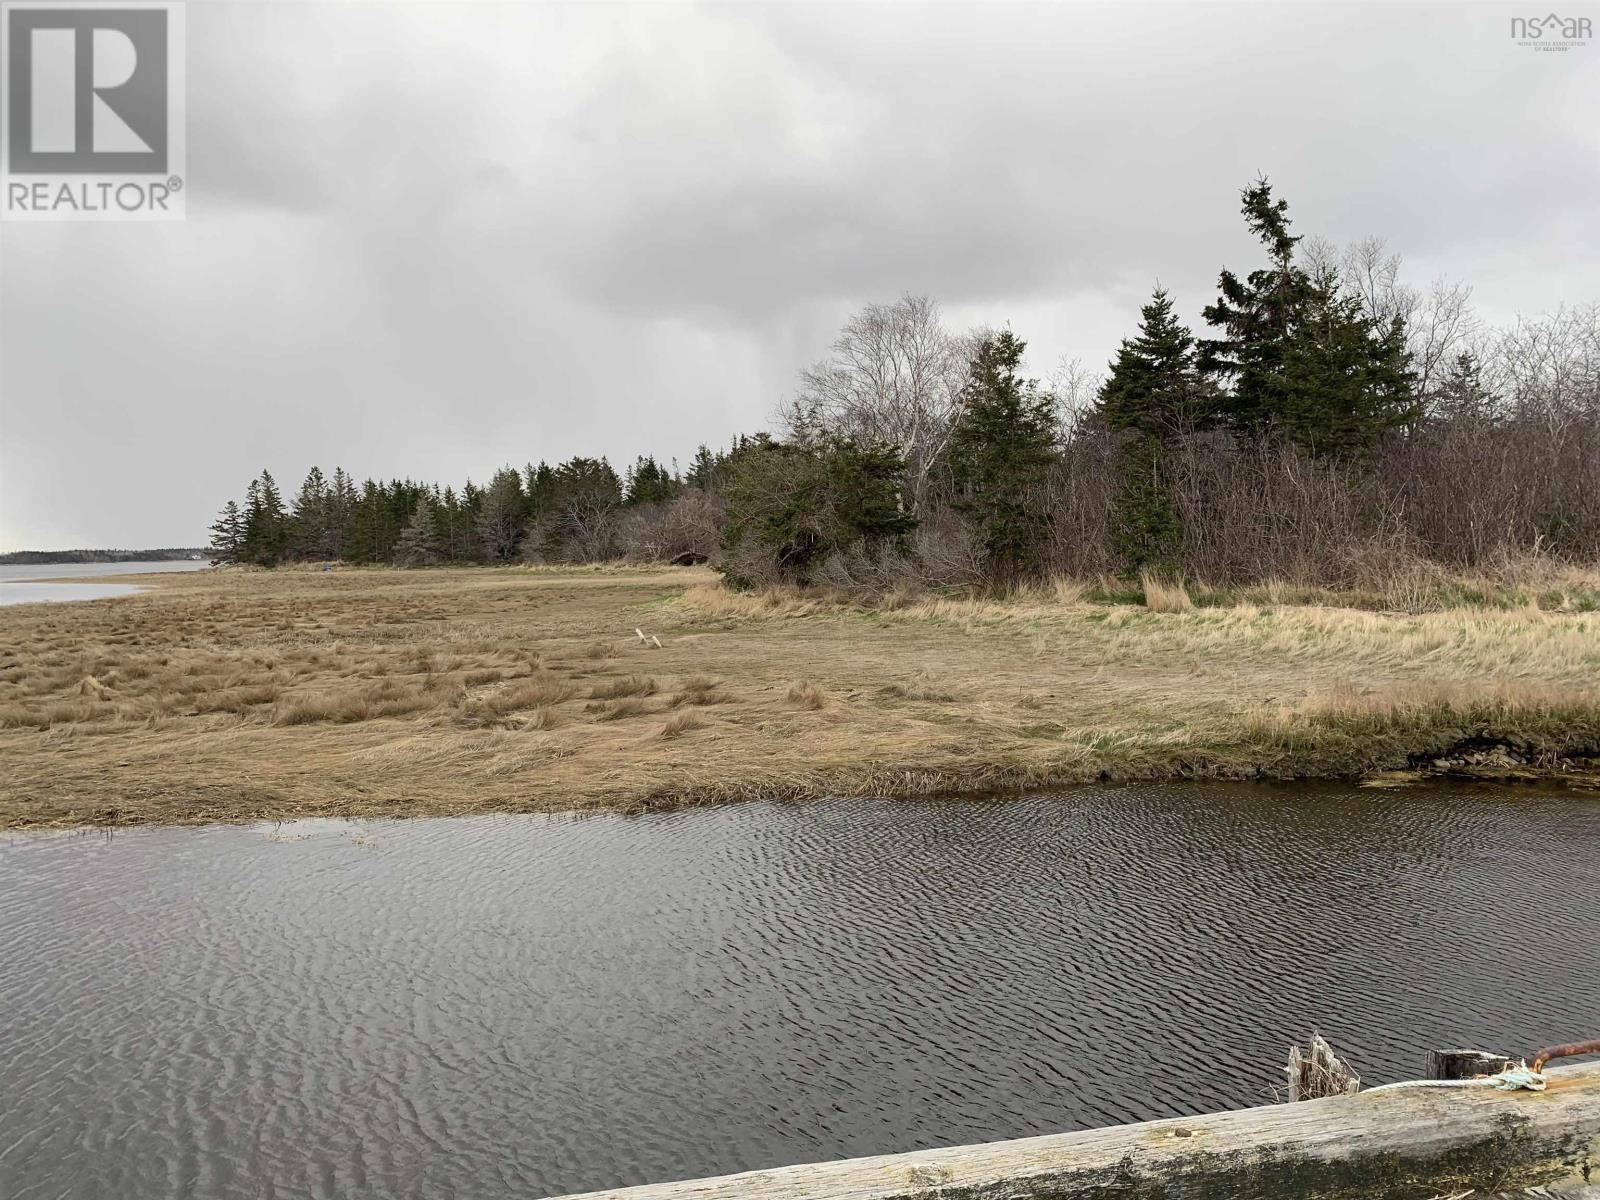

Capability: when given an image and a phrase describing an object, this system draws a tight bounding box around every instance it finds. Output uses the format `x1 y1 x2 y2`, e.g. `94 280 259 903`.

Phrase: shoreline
4 766 1598 836
4 566 1600 830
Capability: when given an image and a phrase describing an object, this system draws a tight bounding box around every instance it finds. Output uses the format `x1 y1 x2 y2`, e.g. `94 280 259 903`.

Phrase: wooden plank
545 1061 1600 1200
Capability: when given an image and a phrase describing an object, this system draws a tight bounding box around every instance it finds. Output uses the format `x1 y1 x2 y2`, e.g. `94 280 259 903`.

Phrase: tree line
210 179 1600 591
1 548 204 565
208 453 713 568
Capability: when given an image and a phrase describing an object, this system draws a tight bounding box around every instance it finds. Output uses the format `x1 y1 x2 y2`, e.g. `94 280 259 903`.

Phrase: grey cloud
2 1 1596 549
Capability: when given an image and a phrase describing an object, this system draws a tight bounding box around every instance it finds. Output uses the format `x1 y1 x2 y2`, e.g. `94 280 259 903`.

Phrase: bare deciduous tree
1484 303 1600 422
1304 235 1482 403
1050 354 1106 434
779 295 973 515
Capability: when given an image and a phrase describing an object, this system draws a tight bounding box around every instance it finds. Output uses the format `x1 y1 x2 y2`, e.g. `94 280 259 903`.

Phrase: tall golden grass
2 563 1598 830
1139 571 1193 613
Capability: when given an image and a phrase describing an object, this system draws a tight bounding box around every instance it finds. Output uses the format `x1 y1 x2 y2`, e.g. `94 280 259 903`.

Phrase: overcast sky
1 0 1596 550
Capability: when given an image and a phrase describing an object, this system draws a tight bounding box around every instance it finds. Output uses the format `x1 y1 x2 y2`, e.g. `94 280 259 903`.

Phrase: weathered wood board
545 1061 1600 1200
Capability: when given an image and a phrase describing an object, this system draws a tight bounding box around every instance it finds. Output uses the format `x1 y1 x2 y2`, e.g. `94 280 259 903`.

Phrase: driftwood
545 1061 1600 1200
1286 1033 1361 1101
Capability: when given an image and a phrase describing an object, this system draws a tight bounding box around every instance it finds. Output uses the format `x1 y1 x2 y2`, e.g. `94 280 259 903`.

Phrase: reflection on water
0 559 210 606
0 581 153 605
1 786 1597 1199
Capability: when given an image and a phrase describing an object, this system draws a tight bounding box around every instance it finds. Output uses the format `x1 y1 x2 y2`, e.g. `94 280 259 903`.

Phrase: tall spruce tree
685 445 722 491
947 330 1058 583
395 498 445 565
350 479 399 562
1428 351 1495 420
240 470 287 565
1283 269 1416 455
1101 288 1214 438
525 461 557 519
208 500 244 563
1112 438 1182 574
477 467 528 562
290 467 330 560
1099 288 1213 572
824 440 915 547
437 485 469 561
624 455 679 506
1201 178 1416 456
326 468 357 559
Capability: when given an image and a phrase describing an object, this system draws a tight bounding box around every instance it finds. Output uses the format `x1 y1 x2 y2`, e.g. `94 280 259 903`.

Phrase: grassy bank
2 565 1599 829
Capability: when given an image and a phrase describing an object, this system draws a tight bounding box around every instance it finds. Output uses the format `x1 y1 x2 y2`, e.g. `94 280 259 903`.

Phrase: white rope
1365 1065 1546 1094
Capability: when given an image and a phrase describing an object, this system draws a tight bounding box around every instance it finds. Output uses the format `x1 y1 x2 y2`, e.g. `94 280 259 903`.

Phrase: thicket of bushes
211 180 1600 594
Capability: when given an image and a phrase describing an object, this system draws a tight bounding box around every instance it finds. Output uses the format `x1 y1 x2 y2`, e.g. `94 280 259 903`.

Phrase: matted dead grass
3 564 1600 829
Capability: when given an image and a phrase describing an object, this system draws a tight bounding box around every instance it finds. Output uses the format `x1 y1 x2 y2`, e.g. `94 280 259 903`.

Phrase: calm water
0 560 210 606
2 786 1598 1199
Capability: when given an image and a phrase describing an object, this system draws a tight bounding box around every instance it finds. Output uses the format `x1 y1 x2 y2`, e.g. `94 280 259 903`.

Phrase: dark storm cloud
2 1 1596 548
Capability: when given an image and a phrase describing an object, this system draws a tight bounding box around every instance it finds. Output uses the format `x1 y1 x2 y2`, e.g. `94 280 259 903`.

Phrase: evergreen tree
1199 179 1307 436
525 461 557 518
825 441 915 546
1428 351 1495 421
395 498 444 565
1201 178 1416 456
290 467 330 560
529 457 624 560
1281 271 1417 455
437 485 470 561
624 455 680 506
350 479 399 562
326 468 357 560
1099 288 1215 573
460 479 485 560
208 500 244 563
722 438 823 582
477 467 528 561
552 457 624 506
1111 437 1182 573
240 470 287 565
1101 289 1215 438
721 435 913 585
685 444 722 491
947 330 1059 583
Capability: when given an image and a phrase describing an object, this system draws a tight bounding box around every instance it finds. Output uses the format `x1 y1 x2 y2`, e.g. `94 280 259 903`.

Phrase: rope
1365 1065 1547 1094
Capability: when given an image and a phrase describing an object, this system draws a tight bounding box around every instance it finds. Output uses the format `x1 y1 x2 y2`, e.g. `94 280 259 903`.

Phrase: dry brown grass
879 672 958 703
786 681 827 710
523 705 566 731
658 710 706 739
588 697 650 721
458 674 577 725
670 676 731 707
1140 571 1194 613
2 563 1599 829
1248 678 1600 738
274 676 464 727
590 675 658 700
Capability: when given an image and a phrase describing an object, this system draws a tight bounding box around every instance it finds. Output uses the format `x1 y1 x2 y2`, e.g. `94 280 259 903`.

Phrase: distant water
0 559 210 606
2 786 1598 1199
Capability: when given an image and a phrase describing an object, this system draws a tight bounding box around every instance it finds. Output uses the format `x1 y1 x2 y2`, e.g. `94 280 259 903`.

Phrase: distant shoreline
0 549 206 566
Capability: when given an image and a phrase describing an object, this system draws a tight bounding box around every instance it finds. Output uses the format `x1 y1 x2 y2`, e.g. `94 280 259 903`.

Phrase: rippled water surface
3 786 1598 1199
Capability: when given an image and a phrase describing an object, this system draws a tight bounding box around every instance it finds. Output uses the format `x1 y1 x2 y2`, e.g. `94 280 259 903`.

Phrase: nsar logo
1510 12 1592 51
